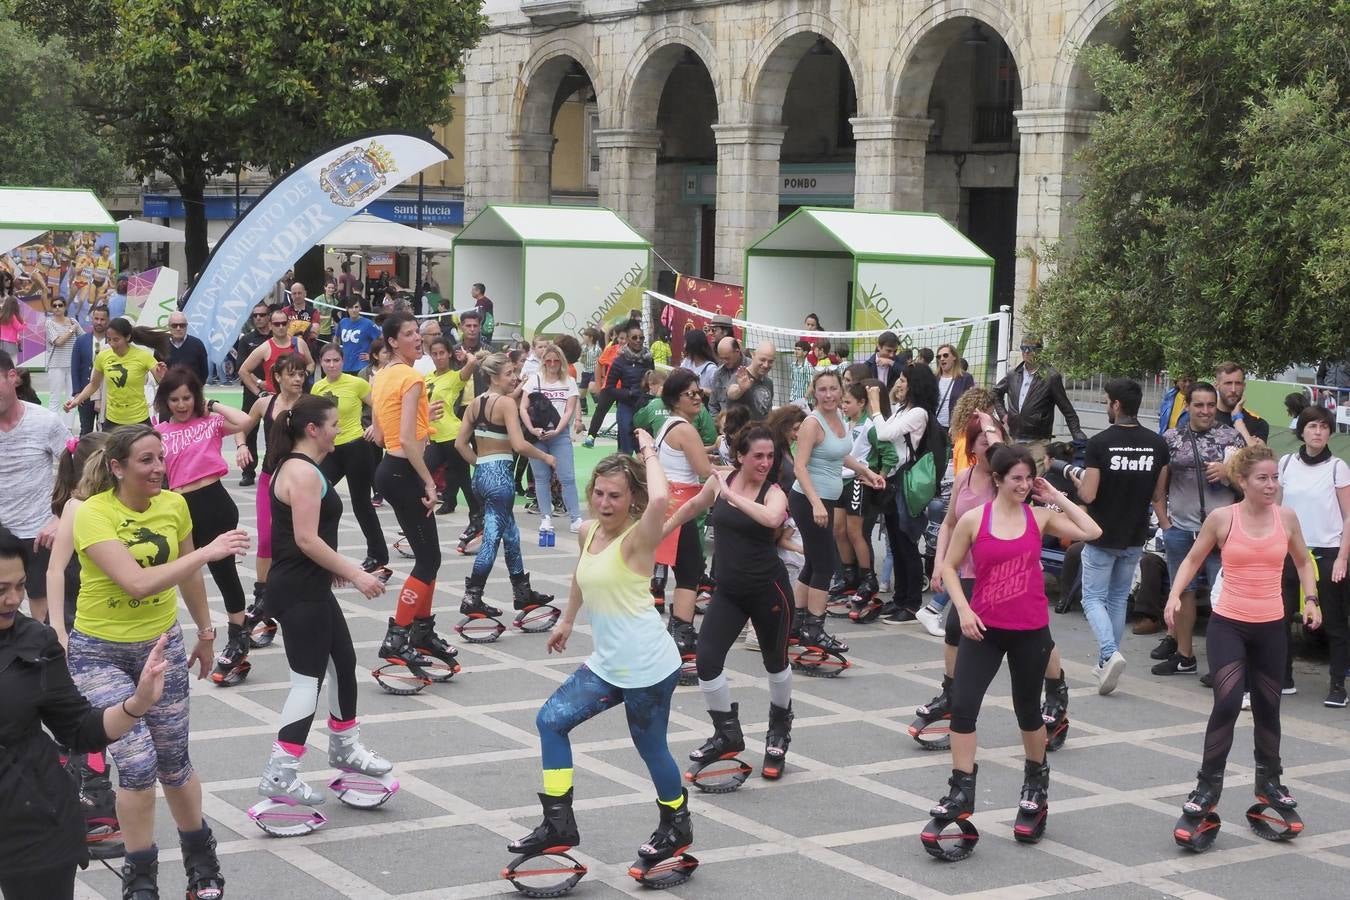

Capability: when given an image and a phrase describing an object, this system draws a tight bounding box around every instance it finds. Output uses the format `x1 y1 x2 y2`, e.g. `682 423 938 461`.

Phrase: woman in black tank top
256 395 394 803
662 425 799 781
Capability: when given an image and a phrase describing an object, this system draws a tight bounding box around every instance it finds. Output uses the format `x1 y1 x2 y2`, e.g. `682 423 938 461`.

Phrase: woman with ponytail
64 425 249 899
65 318 169 429
255 395 394 804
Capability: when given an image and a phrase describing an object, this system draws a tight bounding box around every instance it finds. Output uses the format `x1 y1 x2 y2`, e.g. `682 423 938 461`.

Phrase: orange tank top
1214 505 1287 623
371 362 430 454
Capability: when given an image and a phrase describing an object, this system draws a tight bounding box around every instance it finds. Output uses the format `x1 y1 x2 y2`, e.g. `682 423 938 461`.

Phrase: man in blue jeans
1151 383 1244 676
1069 379 1170 694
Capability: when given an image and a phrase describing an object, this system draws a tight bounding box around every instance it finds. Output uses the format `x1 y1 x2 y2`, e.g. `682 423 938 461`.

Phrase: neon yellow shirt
94 346 157 425
650 340 671 367
311 373 370 445
425 368 467 443
74 489 191 643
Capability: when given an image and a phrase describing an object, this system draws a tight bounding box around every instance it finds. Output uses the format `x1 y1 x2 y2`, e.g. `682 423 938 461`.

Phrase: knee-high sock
395 576 435 626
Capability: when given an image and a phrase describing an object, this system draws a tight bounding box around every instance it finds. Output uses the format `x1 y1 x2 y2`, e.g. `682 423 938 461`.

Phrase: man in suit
862 331 905 393
70 304 109 435
993 335 1087 472
166 311 209 383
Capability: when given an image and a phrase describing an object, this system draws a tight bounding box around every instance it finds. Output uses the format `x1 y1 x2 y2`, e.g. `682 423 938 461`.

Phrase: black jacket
604 347 654 410
862 353 903 393
168 334 209 384
993 363 1086 442
0 616 111 875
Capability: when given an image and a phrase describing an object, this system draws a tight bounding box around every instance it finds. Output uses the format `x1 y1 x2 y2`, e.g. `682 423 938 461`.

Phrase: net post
995 305 1012 383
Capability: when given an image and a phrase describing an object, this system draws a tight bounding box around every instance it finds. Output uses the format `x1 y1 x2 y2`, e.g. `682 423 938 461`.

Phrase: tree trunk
177 168 209 288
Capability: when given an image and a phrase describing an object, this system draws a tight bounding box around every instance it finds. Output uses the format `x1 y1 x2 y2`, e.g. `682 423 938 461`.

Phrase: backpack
523 376 560 442
899 410 944 517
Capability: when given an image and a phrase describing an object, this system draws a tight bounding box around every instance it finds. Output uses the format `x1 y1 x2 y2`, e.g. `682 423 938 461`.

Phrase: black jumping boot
409 614 459 666
121 848 159 900
511 572 554 611
637 790 693 864
762 703 794 779
930 765 978 820
461 575 503 617
180 823 224 900
689 704 746 763
508 789 581 855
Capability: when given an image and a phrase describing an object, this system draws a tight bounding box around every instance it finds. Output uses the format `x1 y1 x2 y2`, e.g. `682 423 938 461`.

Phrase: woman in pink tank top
1164 445 1321 830
925 444 1100 850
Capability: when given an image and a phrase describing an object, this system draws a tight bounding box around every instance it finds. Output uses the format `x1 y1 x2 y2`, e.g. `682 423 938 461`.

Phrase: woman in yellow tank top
506 436 699 890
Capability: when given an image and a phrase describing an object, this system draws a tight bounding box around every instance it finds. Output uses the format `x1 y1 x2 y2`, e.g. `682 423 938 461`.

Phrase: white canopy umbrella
118 217 187 243
321 214 453 251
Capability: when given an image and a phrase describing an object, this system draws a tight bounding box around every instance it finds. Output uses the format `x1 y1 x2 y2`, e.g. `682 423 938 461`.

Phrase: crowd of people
0 285 1347 897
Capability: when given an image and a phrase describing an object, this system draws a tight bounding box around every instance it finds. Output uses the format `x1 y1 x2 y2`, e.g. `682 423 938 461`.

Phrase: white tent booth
451 205 651 340
744 208 995 332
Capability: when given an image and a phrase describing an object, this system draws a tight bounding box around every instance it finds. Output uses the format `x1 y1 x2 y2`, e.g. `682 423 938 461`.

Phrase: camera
1047 458 1085 482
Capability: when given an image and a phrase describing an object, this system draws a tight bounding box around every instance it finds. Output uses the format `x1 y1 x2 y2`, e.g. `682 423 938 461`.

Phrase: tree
16 0 486 283
1025 0 1350 377
0 12 123 193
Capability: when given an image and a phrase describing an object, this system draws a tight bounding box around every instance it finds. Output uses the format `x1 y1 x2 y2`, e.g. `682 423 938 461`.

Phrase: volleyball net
642 289 1011 405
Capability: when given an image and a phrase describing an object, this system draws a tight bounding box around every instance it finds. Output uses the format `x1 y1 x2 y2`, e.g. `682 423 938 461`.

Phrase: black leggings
950 625 1054 734
374 455 440 582
1202 614 1285 773
275 594 358 747
587 387 618 437
426 439 481 520
944 578 976 648
671 520 704 591
0 864 76 900
182 480 246 615
788 490 837 591
322 439 387 564
696 568 795 680
1282 547 1348 684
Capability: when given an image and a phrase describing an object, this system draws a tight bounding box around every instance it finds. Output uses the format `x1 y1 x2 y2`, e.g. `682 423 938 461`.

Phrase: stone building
464 0 1126 320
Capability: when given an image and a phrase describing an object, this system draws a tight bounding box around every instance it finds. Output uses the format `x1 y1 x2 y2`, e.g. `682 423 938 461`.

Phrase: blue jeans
1080 544 1144 663
616 402 637 454
1163 526 1222 593
529 431 581 521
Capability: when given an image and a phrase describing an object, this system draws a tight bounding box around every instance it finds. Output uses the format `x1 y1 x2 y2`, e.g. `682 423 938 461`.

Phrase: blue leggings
537 665 682 802
471 457 523 580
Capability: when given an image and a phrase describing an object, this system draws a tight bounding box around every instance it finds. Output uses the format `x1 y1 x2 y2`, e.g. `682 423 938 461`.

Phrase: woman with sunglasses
44 296 81 429
935 343 973 432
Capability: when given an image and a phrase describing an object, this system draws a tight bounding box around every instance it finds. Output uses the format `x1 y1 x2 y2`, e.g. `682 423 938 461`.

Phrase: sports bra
472 394 509 440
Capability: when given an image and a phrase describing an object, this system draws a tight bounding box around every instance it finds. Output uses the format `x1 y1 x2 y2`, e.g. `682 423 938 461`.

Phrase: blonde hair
950 386 996 445
52 432 111 513
1228 443 1276 484
478 351 511 382
586 454 649 518
79 425 160 498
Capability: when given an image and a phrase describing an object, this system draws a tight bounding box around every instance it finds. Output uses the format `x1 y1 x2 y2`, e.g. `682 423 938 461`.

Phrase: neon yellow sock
542 768 574 797
658 792 686 810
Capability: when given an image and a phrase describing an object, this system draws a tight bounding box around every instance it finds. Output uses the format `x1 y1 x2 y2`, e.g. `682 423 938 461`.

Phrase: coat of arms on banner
319 143 397 207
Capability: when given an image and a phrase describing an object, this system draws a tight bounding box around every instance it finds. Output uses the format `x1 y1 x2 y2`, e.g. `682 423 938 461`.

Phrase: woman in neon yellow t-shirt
311 343 387 573
65 425 250 899
66 317 169 428
424 335 479 522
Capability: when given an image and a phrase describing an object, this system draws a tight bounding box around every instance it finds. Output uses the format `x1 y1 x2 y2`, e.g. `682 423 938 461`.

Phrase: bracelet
207 399 217 412
1304 596 1319 607
121 699 145 719
197 627 216 641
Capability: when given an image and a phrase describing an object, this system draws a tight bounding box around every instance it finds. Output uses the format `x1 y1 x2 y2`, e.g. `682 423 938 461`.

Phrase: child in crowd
649 326 672 368
790 340 814 403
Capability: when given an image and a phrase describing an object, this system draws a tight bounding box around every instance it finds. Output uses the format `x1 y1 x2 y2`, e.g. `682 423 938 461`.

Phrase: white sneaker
915 604 946 637
1098 651 1126 696
569 517 583 534
1241 692 1252 711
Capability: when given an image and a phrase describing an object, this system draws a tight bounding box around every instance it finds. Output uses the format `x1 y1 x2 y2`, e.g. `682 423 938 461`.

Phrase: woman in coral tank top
1165 445 1322 836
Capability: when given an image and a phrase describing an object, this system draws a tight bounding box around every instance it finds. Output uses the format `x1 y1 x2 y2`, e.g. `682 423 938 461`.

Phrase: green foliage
1026 0 1350 378
14 0 486 279
0 11 123 193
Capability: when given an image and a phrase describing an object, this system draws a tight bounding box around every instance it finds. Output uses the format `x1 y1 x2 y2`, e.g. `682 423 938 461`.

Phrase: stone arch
513 38 603 137
886 1 1034 119
617 26 724 132
1051 0 1129 110
742 11 865 126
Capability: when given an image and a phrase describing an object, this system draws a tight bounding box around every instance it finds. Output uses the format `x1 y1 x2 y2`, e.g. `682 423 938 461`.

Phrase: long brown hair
52 432 111 514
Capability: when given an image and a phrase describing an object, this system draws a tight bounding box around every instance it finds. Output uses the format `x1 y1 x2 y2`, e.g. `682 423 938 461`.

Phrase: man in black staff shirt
1214 361 1268 446
233 302 270 487
1067 379 1169 695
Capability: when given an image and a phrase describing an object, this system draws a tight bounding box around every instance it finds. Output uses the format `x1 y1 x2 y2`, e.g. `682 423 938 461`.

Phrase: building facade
463 0 1125 317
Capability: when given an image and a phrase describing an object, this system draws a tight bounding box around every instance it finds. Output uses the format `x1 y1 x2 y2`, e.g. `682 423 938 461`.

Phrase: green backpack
900 413 941 517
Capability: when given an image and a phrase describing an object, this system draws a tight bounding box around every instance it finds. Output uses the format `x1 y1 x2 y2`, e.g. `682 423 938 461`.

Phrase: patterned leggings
471 457 524 581
537 665 682 802
67 626 194 791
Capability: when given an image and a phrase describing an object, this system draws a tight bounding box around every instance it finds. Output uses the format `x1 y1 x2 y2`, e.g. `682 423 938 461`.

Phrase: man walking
1151 383 1244 676
1069 379 1169 694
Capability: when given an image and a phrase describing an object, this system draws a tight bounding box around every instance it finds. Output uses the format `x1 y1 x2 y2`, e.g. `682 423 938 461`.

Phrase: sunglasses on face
271 320 289 327
52 302 66 309
681 390 702 400
170 323 187 329
938 352 952 359
253 313 268 318
1020 345 1041 352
